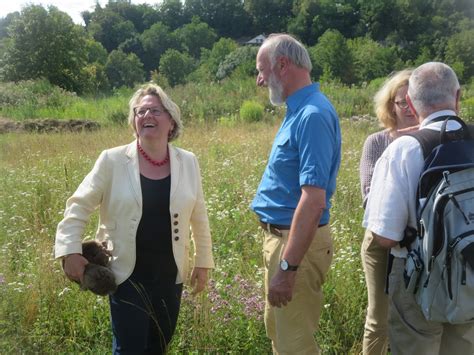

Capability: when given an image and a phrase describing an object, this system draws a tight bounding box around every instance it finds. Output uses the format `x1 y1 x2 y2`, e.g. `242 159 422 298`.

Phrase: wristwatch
280 259 298 271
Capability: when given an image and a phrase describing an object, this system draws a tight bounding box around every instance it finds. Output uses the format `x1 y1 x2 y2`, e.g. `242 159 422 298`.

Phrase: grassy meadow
0 118 375 354
1 77 473 354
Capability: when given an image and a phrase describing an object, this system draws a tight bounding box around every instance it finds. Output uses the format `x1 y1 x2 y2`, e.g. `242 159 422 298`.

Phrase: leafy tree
412 47 434 67
201 38 238 76
0 5 89 93
105 49 145 88
141 6 163 30
80 63 110 94
444 29 474 82
159 0 189 30
348 37 397 84
140 22 178 73
244 0 292 34
356 0 399 41
105 1 157 33
0 12 19 39
159 49 195 86
81 10 93 27
87 8 137 52
184 0 251 37
174 17 217 58
309 29 353 83
86 39 108 66
288 0 360 45
79 39 110 93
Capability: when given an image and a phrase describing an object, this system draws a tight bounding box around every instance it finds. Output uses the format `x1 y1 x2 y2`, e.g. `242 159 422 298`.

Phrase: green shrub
159 49 195 87
216 46 258 80
239 100 264 122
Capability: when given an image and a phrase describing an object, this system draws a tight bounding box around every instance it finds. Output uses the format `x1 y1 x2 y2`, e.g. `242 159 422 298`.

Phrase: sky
0 0 162 24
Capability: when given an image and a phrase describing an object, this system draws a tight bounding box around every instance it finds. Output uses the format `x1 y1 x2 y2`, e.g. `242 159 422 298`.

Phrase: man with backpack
363 62 474 354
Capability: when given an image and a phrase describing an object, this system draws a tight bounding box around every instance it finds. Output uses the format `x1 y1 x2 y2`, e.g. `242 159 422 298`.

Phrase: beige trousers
263 225 333 355
388 257 474 355
361 229 389 355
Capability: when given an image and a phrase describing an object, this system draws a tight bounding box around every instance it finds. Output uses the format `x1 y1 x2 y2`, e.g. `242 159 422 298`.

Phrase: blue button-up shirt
251 83 341 226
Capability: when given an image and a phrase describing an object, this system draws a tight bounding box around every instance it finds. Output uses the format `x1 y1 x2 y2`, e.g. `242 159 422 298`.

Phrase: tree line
0 0 472 95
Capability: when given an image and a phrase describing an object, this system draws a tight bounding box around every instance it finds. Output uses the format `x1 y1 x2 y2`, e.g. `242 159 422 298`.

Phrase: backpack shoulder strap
407 129 439 160
407 115 472 159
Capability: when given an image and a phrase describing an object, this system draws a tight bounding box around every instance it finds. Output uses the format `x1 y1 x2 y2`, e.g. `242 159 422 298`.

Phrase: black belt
259 221 328 237
259 222 290 237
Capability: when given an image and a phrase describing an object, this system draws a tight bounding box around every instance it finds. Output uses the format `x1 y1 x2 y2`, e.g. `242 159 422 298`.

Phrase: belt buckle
270 225 282 237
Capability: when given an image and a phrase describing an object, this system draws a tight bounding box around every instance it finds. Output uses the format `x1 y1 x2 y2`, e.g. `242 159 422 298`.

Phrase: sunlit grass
1 119 376 353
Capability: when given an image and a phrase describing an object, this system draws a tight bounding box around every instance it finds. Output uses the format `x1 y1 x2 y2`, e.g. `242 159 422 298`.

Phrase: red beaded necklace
137 142 170 167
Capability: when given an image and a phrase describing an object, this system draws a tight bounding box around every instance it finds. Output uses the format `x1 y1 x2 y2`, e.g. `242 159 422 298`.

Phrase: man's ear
406 94 419 120
455 88 461 114
277 56 290 75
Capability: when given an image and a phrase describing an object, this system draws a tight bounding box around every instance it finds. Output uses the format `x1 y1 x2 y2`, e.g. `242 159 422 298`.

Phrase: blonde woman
359 69 417 355
55 83 214 354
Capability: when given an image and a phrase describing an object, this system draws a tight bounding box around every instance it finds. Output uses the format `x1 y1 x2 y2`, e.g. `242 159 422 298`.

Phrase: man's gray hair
261 34 312 72
408 62 460 116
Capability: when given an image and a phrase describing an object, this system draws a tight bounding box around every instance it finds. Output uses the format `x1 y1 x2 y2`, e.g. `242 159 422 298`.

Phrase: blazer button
174 229 179 233
173 213 179 218
174 236 179 241
173 221 178 225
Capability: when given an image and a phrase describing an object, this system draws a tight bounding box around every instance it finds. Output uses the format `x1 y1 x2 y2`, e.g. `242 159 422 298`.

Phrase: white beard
268 72 285 106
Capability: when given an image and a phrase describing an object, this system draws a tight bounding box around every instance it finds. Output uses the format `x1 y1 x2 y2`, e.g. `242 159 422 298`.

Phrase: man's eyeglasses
134 107 167 118
394 100 409 110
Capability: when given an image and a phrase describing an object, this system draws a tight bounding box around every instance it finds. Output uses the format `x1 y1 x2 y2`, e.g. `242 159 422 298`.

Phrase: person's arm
190 267 209 295
267 185 325 307
63 253 89 283
55 150 109 282
373 233 399 248
360 133 390 208
189 154 214 294
363 136 425 251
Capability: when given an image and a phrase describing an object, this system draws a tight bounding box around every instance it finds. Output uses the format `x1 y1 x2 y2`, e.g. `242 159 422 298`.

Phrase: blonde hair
373 69 412 131
127 83 183 141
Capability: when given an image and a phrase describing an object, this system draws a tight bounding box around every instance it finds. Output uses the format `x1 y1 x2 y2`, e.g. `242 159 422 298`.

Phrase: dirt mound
0 118 100 133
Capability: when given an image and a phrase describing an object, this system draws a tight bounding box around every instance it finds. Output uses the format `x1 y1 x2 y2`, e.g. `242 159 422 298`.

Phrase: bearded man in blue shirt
251 33 341 354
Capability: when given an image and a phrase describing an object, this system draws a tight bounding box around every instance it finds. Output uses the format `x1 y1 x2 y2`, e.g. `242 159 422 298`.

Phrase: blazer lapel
126 141 142 207
169 144 181 200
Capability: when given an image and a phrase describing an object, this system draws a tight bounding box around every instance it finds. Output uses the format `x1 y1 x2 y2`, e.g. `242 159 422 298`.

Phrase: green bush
159 49 195 87
216 46 258 80
239 100 264 122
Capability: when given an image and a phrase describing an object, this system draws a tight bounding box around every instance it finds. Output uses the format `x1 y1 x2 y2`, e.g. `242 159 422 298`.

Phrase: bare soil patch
0 118 100 133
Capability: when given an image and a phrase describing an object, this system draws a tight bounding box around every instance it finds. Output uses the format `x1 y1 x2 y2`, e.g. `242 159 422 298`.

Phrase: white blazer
55 141 214 285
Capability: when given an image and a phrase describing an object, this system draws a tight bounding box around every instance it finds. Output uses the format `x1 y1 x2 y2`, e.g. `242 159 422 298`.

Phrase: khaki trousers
361 229 389 355
388 257 474 355
263 225 333 355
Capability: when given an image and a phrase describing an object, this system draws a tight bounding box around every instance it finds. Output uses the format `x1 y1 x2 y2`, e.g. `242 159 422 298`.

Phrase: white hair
407 62 460 116
261 34 312 72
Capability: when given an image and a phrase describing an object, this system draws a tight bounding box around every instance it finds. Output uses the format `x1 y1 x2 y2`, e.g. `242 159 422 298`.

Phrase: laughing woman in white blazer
55 83 214 354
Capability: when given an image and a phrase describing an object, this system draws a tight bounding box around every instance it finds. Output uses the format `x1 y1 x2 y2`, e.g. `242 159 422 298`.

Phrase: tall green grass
0 119 375 354
2 78 473 125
